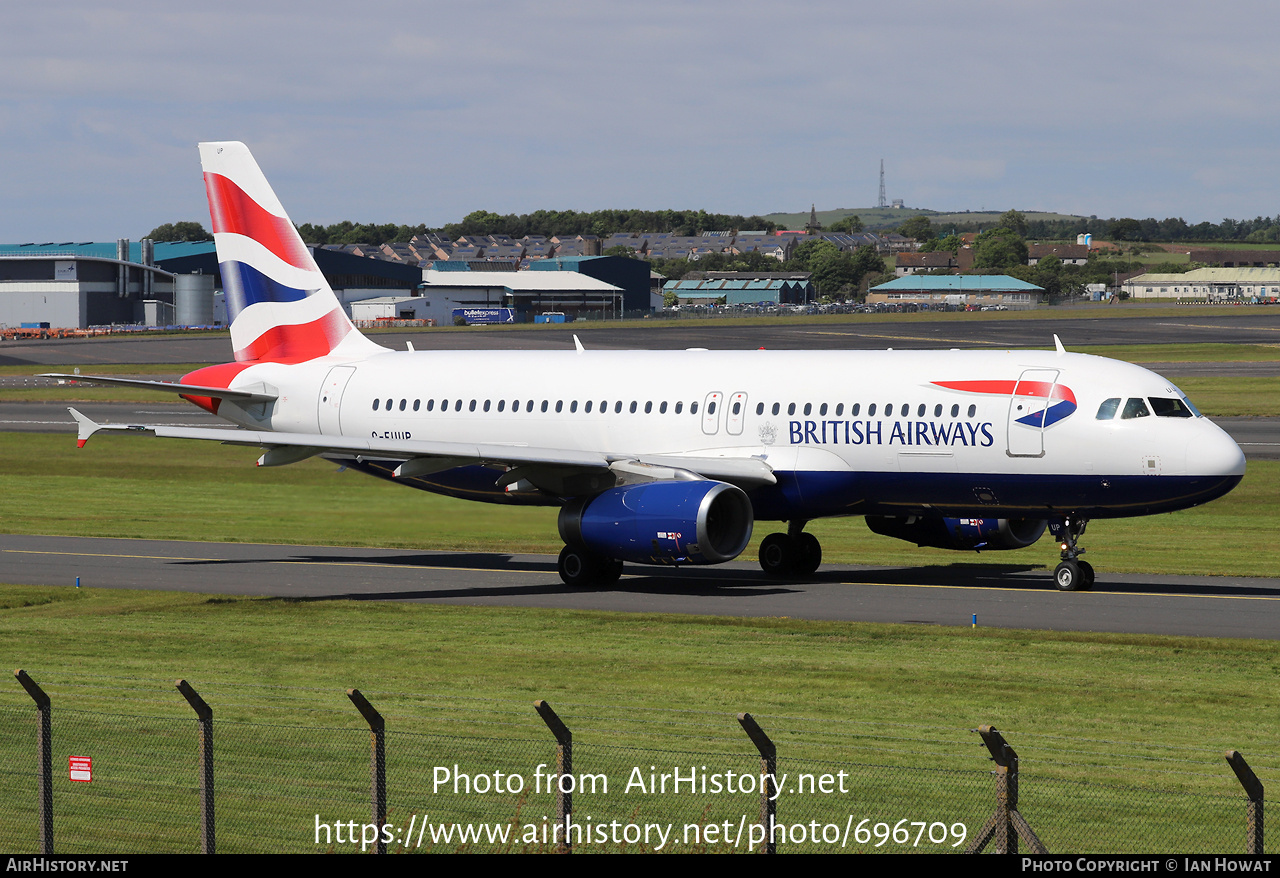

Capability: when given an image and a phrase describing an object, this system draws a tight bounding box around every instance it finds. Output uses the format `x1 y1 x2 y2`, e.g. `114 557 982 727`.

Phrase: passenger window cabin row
371 397 980 419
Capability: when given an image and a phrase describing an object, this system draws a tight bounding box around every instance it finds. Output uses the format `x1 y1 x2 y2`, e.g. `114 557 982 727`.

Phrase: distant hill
763 207 1090 232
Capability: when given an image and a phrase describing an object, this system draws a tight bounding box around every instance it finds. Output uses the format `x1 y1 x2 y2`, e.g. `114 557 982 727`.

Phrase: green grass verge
0 364 212 377
1071 343 1280 363
1172 376 1280 416
0 591 1274 853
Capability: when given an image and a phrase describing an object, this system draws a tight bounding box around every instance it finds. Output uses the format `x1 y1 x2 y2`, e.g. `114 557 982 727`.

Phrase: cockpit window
1120 398 1150 419
1096 398 1120 420
1148 397 1194 418
1173 386 1203 417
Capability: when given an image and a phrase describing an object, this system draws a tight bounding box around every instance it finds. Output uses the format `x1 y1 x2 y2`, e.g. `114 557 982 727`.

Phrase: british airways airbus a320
53 142 1246 591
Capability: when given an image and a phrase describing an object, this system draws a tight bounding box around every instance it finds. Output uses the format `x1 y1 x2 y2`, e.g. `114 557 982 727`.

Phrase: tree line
910 212 1280 245
147 209 778 246
146 208 1280 248
437 208 778 241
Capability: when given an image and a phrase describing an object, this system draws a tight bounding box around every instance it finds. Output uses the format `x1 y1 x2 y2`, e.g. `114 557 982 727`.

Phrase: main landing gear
758 521 823 577
1052 517 1094 592
557 544 623 588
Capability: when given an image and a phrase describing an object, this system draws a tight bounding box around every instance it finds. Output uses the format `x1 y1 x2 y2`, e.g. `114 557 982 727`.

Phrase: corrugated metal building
662 276 813 306
530 255 652 313
1123 268 1280 301
0 241 178 328
420 268 624 322
868 275 1043 309
0 240 426 328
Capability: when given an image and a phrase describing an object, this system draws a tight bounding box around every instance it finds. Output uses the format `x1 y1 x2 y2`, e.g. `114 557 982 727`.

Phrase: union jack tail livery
199 141 383 363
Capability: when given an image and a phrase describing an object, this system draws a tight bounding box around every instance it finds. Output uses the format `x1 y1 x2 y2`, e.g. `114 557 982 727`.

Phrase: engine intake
865 516 1047 551
559 480 754 565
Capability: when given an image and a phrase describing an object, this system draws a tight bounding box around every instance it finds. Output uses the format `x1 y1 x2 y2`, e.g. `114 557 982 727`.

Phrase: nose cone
1198 421 1247 478
1183 421 1246 508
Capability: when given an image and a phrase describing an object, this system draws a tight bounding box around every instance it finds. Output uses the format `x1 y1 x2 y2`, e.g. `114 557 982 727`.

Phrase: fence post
1225 751 1264 854
533 700 572 854
966 724 1046 854
348 689 387 854
175 679 214 854
14 669 52 854
737 713 776 854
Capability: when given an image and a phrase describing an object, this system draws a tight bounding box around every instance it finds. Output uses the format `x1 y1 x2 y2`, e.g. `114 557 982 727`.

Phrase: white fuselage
211 346 1245 520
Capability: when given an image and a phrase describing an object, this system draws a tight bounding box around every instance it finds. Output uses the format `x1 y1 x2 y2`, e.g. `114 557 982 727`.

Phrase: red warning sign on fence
69 756 92 783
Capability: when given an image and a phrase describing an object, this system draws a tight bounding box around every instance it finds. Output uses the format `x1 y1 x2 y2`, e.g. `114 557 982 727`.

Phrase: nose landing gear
1052 518 1094 591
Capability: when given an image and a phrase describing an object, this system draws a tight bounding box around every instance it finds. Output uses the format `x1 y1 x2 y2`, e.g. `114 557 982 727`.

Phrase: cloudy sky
3 1 1278 241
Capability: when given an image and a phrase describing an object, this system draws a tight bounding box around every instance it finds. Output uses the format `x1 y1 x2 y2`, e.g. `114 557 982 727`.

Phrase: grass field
0 587 1274 853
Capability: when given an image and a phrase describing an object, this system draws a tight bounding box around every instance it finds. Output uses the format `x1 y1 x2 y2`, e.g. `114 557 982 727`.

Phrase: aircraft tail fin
198 141 383 364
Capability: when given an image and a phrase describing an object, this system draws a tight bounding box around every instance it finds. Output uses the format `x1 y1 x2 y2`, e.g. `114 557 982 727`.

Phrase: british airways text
788 420 995 447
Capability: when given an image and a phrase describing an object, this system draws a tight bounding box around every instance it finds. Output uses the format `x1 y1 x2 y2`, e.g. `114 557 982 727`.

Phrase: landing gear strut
759 521 823 577
1052 518 1094 592
557 544 623 587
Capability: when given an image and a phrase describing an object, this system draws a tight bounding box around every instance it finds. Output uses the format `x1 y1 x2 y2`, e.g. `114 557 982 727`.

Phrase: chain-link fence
0 672 1269 854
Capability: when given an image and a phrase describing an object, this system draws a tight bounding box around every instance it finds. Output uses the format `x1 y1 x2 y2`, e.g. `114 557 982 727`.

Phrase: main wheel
758 533 792 576
599 558 624 585
558 545 602 587
1077 560 1095 590
793 532 823 576
1053 560 1082 591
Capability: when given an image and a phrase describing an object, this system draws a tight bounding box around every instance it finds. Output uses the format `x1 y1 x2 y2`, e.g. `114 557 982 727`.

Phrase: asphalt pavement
3 533 1277 640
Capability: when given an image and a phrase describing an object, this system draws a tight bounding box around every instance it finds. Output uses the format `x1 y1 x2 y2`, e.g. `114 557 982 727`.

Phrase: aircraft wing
66 408 776 488
41 373 277 403
626 454 776 487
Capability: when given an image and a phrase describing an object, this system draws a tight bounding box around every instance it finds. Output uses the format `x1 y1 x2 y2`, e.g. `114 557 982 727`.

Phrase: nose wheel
1054 559 1094 591
1052 518 1094 591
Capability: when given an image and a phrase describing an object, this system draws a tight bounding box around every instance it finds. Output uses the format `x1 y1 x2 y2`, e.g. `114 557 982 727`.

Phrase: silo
175 273 215 326
116 239 130 298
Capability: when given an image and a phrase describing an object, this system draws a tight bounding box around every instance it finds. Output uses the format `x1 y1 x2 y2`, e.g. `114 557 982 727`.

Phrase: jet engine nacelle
865 515 1047 551
558 480 754 565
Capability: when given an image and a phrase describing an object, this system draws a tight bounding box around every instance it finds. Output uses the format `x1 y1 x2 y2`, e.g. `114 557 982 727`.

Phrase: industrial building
662 273 814 306
867 275 1043 309
529 255 654 314
0 241 184 328
0 240 424 329
420 266 624 323
1122 268 1280 301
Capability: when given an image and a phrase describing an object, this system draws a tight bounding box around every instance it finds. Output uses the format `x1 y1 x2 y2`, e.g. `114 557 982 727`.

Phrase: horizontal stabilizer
66 407 161 447
68 407 101 447
42 374 278 403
